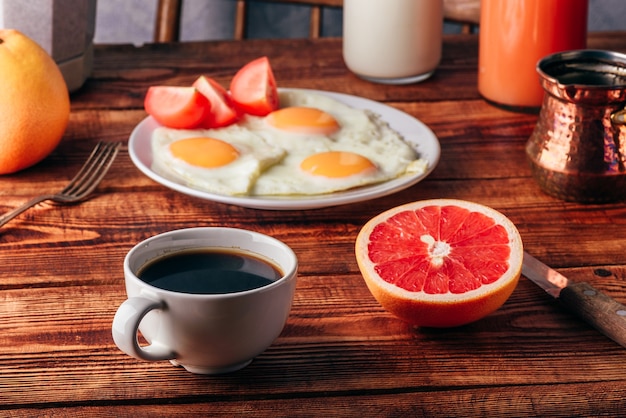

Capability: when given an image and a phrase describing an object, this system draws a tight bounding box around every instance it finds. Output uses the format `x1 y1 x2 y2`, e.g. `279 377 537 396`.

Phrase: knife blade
522 251 626 348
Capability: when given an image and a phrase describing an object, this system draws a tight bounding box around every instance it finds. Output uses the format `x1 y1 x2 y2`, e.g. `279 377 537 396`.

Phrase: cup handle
112 297 176 362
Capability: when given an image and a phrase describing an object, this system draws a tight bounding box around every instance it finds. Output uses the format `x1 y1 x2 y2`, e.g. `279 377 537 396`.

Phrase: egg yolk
266 107 340 135
300 151 376 178
170 137 239 168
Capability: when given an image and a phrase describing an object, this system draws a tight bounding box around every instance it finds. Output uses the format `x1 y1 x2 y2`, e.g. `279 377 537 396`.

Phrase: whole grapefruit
355 199 523 328
0 29 70 174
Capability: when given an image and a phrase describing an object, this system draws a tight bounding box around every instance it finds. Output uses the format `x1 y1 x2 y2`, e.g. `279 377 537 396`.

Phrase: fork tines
61 141 122 199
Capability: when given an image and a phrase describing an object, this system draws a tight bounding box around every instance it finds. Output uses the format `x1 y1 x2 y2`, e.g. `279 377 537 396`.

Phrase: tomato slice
192 76 240 128
229 56 279 117
144 86 211 129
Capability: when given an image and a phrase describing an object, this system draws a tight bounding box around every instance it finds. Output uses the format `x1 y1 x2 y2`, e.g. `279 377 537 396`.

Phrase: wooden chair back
443 0 480 34
154 0 343 42
154 0 481 43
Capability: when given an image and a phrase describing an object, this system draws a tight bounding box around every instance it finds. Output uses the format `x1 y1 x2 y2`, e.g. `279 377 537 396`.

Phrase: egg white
151 125 285 196
247 90 423 196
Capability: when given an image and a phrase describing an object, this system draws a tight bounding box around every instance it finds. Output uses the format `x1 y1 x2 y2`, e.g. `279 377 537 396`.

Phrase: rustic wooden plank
3 174 626 282
4 181 626 276
8 385 626 418
73 36 481 112
1 277 625 403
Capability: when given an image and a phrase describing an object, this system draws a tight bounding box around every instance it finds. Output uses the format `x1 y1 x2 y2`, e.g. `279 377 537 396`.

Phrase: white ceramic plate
128 89 440 210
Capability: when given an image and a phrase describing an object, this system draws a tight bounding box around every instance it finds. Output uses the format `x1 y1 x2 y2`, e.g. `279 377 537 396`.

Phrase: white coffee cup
112 227 298 374
342 0 443 84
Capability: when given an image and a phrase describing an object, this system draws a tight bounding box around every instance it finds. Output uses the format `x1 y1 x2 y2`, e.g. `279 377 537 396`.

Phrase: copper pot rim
537 49 626 105
537 49 626 88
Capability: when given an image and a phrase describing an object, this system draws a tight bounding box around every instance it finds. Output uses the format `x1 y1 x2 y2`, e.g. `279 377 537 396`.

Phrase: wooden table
1 32 625 416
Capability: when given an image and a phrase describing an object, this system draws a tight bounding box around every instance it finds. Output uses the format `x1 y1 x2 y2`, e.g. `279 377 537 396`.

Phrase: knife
522 252 626 348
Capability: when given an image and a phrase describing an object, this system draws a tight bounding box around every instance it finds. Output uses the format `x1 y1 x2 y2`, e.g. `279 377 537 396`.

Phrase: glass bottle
478 0 588 112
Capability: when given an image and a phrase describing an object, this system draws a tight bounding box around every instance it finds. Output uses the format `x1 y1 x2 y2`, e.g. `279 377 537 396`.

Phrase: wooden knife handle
559 282 626 349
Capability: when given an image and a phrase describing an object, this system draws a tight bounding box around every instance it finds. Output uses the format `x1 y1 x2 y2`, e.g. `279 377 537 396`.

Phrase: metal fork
0 141 122 227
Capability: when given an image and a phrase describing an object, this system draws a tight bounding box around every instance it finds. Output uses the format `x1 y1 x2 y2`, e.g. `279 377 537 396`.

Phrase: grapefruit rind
355 199 523 328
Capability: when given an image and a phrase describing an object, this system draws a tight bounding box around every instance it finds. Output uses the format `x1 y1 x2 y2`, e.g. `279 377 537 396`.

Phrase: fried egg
246 90 424 196
151 125 285 195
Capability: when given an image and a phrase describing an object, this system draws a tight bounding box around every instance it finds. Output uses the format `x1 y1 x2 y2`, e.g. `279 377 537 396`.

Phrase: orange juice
478 0 588 110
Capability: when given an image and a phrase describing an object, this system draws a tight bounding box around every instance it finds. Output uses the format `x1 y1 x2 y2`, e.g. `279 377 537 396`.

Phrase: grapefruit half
355 199 523 327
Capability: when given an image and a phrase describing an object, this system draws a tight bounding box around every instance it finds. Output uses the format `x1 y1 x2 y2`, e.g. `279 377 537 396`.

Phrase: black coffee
138 249 282 294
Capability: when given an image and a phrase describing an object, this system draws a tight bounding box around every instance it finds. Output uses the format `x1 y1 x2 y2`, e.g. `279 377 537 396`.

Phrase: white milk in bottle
343 0 443 84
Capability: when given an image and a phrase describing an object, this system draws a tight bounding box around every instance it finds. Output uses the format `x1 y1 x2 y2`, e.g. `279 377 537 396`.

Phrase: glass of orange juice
478 0 588 112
